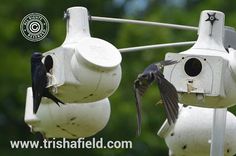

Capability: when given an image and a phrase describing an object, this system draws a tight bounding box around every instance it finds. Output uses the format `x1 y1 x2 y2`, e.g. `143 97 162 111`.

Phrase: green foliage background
0 0 236 155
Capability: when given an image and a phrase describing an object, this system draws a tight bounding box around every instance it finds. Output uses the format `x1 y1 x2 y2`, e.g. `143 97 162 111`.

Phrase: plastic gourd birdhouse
24 7 122 138
164 10 236 108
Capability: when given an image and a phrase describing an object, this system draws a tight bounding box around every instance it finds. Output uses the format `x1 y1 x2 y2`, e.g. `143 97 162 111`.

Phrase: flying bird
31 52 64 114
134 60 179 136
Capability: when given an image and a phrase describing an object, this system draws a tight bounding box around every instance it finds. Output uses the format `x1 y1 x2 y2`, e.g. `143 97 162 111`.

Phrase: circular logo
20 13 49 42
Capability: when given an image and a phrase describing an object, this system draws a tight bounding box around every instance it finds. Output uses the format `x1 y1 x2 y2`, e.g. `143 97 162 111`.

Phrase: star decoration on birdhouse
205 13 218 26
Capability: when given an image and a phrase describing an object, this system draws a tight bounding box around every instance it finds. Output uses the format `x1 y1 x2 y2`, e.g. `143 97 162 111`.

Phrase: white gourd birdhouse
24 7 122 138
164 10 236 108
158 105 236 156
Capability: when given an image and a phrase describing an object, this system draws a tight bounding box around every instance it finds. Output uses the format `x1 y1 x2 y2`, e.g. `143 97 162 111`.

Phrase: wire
91 16 198 31
119 41 196 53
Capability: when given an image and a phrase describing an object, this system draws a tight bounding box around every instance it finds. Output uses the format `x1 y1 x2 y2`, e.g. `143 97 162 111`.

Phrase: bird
31 52 64 114
134 60 179 136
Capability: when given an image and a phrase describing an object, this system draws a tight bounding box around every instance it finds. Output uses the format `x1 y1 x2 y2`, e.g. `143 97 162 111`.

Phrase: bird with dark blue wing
31 52 64 114
134 60 179 136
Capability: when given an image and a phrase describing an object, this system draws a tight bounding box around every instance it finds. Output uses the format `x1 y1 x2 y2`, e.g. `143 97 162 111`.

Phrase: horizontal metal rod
119 41 196 53
91 16 198 31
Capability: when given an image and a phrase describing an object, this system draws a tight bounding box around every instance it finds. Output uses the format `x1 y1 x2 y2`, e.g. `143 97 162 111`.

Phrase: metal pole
210 108 227 156
119 41 195 53
91 16 198 31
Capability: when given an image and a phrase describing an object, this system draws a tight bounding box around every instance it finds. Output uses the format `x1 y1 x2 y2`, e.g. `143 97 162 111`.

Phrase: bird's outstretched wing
134 75 154 136
134 85 142 136
32 64 47 114
155 72 179 125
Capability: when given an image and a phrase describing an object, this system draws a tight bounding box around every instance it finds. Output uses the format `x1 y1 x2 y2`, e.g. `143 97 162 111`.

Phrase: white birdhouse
25 88 110 138
157 105 236 156
164 10 236 108
24 7 122 138
42 7 122 103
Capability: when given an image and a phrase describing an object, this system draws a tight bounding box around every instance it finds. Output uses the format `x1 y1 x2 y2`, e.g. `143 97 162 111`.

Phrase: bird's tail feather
45 91 65 106
33 98 41 114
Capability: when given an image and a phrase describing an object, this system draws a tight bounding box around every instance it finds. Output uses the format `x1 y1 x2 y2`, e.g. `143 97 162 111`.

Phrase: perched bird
134 60 179 136
31 52 64 114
